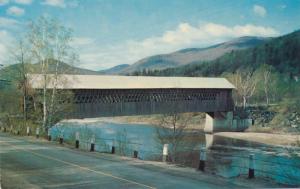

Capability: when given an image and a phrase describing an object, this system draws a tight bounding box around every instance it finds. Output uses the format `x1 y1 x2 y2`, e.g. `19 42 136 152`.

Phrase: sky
0 0 300 70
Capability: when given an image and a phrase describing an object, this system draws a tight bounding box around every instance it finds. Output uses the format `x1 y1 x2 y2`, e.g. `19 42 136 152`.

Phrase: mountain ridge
98 64 130 75
131 30 300 77
116 36 270 74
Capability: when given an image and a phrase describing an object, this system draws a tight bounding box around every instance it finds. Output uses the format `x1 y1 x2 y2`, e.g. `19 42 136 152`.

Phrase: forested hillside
131 30 300 77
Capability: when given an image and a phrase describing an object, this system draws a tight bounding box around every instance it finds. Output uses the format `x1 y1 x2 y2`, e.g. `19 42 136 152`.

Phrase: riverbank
215 132 300 147
63 112 206 130
107 113 206 129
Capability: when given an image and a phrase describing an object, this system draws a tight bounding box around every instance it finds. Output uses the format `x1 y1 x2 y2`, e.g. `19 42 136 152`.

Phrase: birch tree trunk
243 96 247 109
48 59 59 127
234 70 257 109
42 59 47 129
47 26 74 127
21 49 28 133
263 69 271 106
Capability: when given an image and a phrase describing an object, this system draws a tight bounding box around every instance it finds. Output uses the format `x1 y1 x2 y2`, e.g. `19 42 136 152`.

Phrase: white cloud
74 22 279 70
253 4 267 17
0 17 20 28
71 37 94 46
14 0 33 5
0 30 15 66
7 6 25 16
41 0 78 8
41 0 65 8
0 0 9 6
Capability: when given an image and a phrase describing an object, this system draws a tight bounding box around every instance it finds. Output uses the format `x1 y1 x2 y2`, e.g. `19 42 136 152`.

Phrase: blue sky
0 0 300 70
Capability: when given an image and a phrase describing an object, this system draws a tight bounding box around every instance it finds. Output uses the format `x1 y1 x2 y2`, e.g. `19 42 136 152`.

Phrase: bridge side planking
65 88 234 118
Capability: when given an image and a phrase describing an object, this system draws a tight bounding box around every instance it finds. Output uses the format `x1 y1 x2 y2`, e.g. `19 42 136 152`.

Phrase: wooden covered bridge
29 74 237 132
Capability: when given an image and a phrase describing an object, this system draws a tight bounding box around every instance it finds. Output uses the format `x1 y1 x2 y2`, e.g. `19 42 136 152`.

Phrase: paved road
0 133 278 189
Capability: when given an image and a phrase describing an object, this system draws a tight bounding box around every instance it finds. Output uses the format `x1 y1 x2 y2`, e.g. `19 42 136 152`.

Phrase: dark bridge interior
69 88 234 118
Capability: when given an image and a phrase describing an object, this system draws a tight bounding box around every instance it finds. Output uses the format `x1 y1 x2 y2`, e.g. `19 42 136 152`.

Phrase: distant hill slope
0 61 99 82
134 30 300 77
119 36 269 74
98 64 130 75
39 61 99 75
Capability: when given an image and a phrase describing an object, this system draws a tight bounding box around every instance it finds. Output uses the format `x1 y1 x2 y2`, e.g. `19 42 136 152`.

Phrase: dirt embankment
215 132 300 147
94 112 206 130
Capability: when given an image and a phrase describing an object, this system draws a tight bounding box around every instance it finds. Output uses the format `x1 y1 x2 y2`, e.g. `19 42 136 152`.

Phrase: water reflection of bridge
29 74 236 132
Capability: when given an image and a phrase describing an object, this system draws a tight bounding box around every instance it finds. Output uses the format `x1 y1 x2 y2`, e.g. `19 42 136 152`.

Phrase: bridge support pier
204 111 234 133
205 134 214 149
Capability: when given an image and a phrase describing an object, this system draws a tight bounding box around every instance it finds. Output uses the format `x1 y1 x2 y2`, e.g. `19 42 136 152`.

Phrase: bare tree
116 129 129 156
156 112 191 162
28 16 77 130
7 39 33 133
12 41 30 121
227 73 241 106
47 20 77 128
28 16 52 129
262 65 272 106
233 70 257 109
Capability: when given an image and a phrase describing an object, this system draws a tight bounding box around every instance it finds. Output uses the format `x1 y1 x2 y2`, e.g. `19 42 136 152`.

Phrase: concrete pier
204 111 252 133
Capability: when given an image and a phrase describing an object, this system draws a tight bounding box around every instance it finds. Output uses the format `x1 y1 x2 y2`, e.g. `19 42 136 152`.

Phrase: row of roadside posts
161 145 255 179
75 132 95 151
28 127 256 179
198 147 255 179
74 131 132 154
26 126 40 139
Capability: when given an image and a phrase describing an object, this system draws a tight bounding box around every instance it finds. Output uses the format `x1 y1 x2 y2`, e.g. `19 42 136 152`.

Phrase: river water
50 120 300 186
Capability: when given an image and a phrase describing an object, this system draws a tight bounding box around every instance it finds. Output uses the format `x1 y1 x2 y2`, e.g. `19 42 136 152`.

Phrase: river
49 120 300 186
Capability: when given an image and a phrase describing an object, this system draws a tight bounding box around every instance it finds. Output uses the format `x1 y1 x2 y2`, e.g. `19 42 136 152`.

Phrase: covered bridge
29 74 237 132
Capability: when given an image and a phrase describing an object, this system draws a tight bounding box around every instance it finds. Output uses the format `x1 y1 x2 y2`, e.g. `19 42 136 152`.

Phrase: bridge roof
28 74 235 89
